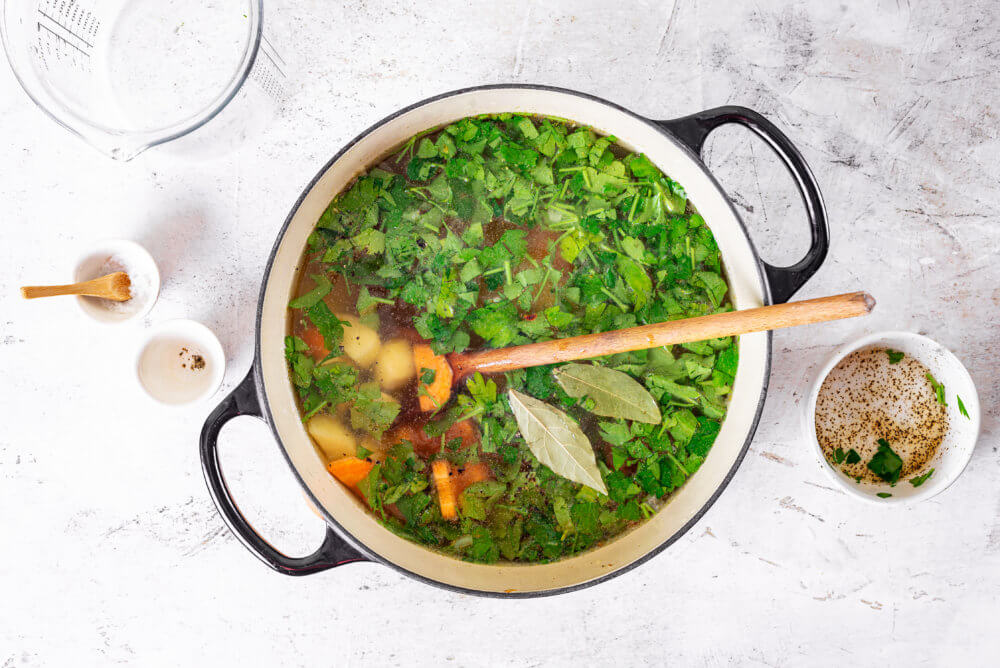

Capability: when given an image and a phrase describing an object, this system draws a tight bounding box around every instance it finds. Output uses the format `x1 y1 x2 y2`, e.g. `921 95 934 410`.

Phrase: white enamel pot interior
202 85 829 596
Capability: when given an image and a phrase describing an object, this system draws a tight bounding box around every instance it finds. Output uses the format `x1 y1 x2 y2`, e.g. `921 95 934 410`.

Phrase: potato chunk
374 338 415 391
307 414 357 461
359 435 384 464
336 314 381 368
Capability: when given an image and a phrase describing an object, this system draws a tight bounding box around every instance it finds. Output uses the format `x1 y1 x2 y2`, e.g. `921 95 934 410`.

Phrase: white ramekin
134 319 226 406
803 331 980 505
73 239 160 324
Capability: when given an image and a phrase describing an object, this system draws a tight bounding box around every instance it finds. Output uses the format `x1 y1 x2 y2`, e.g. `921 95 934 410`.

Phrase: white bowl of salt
72 239 160 324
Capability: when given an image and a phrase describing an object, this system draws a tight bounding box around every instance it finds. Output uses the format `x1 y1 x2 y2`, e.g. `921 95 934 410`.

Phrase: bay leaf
552 363 661 424
508 389 608 495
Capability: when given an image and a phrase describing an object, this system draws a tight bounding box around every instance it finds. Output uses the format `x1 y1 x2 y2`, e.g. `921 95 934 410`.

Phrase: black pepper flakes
815 347 947 484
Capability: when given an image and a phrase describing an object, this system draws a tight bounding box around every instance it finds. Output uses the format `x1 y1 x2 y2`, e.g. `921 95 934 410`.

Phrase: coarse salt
89 254 153 316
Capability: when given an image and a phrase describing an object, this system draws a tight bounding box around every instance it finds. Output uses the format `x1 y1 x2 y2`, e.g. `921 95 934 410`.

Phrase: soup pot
200 84 829 596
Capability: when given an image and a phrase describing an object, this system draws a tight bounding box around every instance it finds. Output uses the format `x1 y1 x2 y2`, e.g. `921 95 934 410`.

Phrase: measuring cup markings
4 0 291 160
33 0 100 64
251 32 286 102
32 5 97 79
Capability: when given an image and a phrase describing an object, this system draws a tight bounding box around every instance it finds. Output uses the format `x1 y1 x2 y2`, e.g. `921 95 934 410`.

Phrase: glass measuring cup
1 0 290 160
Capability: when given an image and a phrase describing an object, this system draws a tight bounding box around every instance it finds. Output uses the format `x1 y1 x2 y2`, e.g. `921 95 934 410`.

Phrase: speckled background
1 0 998 665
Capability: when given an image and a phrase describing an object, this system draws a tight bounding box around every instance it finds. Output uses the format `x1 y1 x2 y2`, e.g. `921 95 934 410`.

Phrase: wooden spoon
415 291 874 410
20 272 132 302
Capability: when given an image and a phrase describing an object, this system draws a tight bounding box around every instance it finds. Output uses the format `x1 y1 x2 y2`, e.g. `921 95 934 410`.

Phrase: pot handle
656 106 829 304
200 367 369 575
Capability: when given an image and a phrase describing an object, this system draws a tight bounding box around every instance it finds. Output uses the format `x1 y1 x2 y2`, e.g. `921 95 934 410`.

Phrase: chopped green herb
957 394 970 419
845 449 861 465
885 349 904 364
356 286 393 315
305 302 348 353
867 438 903 484
876 492 892 498
909 468 934 487
289 274 332 309
349 383 401 439
925 372 947 406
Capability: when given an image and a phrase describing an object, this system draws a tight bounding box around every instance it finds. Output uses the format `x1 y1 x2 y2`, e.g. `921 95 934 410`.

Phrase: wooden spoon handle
449 291 875 380
21 283 99 299
20 274 122 300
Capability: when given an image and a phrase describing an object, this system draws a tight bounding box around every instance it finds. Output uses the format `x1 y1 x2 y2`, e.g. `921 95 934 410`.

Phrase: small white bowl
135 319 226 406
73 239 160 324
803 331 980 505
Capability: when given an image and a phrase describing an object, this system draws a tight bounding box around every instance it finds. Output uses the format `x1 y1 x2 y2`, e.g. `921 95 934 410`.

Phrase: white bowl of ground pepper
135 319 225 406
804 331 980 505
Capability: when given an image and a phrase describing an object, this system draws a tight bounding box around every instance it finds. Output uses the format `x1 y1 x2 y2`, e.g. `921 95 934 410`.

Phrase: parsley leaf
289 274 332 309
695 271 728 307
468 302 518 346
352 228 385 255
338 177 379 212
349 383 401 439
714 345 738 382
466 372 498 406
867 438 903 484
687 417 721 457
305 302 348 353
284 336 314 388
885 349 904 364
620 236 645 261
909 468 934 487
615 255 652 308
957 394 970 419
925 372 947 406
356 286 393 315
312 362 358 405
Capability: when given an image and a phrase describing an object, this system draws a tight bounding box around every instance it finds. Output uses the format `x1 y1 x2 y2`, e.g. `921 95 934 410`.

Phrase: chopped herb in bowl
868 438 903 484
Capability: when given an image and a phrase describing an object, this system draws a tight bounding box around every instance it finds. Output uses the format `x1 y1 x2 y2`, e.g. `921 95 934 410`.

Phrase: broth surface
285 114 736 563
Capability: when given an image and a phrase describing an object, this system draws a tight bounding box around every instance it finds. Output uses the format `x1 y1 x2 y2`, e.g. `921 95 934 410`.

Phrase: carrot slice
385 423 423 447
444 420 479 450
413 343 453 411
460 462 490 487
301 327 329 361
432 460 457 520
455 462 491 497
388 419 479 457
326 457 374 497
385 423 436 456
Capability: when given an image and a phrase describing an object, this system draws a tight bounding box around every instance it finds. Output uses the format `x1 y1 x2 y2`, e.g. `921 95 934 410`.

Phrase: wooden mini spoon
20 272 132 302
415 291 874 410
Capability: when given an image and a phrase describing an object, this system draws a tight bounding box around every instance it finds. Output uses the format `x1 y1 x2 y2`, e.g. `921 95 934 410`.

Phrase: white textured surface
2 1 998 665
